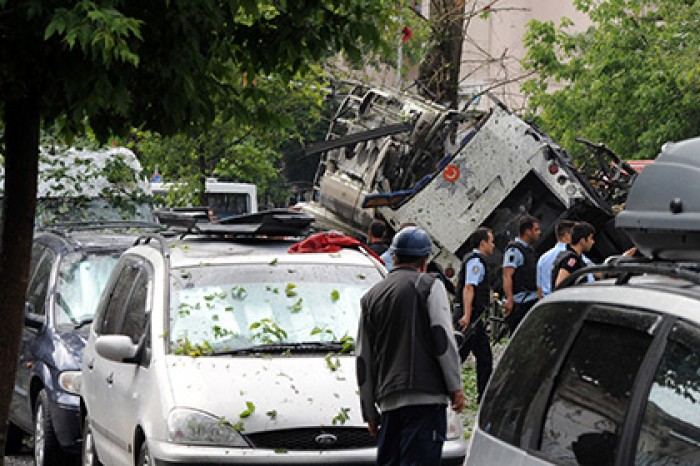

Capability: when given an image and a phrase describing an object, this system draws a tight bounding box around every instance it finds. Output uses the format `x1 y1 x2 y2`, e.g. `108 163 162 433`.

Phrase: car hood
164 354 363 432
52 325 89 370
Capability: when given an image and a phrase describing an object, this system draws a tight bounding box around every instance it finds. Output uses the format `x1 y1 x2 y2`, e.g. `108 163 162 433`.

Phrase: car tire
34 389 73 466
4 421 25 454
137 440 151 466
82 416 103 466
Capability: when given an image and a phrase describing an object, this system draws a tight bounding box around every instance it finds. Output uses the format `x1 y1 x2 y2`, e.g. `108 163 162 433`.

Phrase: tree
521 0 700 160
0 0 393 456
416 0 465 108
128 67 331 207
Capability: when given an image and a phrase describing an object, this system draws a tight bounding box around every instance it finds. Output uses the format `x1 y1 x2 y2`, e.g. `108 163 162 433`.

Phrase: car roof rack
153 207 210 228
156 208 315 238
558 256 700 289
38 220 163 232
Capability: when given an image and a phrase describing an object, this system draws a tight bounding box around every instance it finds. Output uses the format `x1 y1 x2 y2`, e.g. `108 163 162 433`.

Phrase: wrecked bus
300 85 635 279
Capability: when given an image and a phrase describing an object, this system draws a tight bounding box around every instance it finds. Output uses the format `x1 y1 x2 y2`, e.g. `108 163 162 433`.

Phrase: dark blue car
6 227 148 465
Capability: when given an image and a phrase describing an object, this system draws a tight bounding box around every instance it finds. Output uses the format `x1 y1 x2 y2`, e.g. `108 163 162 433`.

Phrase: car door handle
106 373 114 385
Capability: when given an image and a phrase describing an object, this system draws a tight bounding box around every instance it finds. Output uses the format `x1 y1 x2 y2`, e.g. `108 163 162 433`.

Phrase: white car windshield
168 262 382 354
56 252 121 326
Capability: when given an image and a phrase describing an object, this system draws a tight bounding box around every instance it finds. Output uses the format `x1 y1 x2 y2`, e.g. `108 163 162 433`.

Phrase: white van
151 178 258 218
0 146 155 227
79 214 468 465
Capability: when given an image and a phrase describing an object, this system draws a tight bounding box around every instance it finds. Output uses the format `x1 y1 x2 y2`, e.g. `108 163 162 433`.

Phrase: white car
466 136 700 466
79 213 468 465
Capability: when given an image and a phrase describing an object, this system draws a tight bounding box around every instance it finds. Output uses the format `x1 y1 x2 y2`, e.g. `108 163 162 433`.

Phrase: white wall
460 0 590 110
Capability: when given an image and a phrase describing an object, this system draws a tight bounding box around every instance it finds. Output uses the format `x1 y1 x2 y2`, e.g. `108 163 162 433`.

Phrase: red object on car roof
288 231 384 264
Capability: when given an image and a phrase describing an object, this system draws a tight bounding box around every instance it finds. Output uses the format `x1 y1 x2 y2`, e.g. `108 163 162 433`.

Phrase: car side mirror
95 335 139 363
24 303 45 330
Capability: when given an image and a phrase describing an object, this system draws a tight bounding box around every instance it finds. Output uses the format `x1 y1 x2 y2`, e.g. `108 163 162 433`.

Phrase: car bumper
149 438 466 465
49 394 82 453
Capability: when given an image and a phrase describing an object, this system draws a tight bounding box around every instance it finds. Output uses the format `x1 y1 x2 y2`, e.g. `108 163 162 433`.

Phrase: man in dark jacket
367 219 390 256
356 226 464 465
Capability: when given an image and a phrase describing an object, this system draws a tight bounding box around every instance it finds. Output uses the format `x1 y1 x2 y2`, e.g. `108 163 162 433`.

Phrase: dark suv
466 137 700 465
5 226 153 466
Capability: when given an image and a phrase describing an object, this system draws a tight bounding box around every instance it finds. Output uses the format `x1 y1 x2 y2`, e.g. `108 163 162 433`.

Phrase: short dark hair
571 222 595 245
393 254 425 268
518 215 539 236
555 220 575 240
369 219 387 239
468 227 492 250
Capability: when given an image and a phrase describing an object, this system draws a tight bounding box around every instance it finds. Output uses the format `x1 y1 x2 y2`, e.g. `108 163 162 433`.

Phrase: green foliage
2 0 395 140
172 338 214 357
249 318 288 344
239 401 256 419
522 0 700 160
332 407 350 425
125 67 332 205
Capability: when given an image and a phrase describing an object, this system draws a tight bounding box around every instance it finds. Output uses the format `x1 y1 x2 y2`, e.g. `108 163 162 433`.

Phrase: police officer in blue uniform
457 227 495 403
502 215 541 334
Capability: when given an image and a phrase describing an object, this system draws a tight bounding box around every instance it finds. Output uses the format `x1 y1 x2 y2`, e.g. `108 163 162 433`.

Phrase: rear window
539 320 653 464
635 320 700 465
479 302 585 445
479 302 660 456
168 262 382 354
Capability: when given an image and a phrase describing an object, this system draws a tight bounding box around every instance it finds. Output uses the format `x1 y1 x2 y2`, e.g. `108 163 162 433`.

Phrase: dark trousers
505 298 537 334
376 404 447 466
458 320 493 403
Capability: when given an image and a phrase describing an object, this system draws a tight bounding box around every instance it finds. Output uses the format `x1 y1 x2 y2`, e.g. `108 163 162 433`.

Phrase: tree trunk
0 94 41 459
417 0 465 109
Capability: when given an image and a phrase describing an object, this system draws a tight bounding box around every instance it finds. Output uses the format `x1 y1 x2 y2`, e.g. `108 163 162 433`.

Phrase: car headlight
58 371 81 395
167 408 250 447
446 408 464 441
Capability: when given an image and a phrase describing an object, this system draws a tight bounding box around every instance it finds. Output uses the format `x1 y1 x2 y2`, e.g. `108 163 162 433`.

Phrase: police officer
357 226 464 465
552 222 596 289
456 227 494 403
536 219 575 298
502 215 541 333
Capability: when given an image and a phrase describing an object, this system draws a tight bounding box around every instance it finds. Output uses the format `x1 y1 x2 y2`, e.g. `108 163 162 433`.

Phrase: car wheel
82 416 103 466
4 421 25 454
34 389 72 466
137 440 151 466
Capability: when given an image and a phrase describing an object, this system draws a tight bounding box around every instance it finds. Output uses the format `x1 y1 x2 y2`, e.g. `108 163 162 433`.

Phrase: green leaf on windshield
330 289 340 302
285 283 297 297
269 258 278 266
266 409 278 420
288 298 303 313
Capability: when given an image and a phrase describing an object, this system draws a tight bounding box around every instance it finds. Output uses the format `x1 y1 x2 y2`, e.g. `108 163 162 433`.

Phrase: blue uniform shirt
503 238 537 303
465 249 486 287
537 242 568 297
380 250 393 271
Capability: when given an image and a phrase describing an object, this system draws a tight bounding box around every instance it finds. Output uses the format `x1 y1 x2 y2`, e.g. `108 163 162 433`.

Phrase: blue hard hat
390 226 432 257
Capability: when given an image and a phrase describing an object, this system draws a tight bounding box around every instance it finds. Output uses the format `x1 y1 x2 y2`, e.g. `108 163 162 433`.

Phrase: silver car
466 270 700 465
79 223 467 465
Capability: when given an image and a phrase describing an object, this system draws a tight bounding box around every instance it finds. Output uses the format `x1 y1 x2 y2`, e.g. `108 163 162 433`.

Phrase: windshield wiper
214 341 351 356
73 317 94 330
